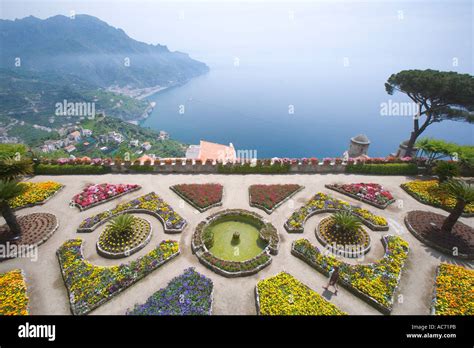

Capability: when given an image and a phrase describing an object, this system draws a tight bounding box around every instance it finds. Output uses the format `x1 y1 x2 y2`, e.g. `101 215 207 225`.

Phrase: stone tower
348 134 370 158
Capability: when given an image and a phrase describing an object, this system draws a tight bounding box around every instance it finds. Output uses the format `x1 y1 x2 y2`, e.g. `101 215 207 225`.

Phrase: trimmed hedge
34 164 111 175
128 164 154 173
346 163 418 175
217 163 290 174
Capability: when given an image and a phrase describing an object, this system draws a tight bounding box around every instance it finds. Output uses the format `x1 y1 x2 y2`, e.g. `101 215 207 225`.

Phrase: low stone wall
107 161 348 174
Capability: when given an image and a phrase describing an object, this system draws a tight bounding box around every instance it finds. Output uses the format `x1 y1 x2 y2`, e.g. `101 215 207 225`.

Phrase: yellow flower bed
0 269 29 315
434 264 474 315
9 181 63 209
401 180 474 214
257 272 346 315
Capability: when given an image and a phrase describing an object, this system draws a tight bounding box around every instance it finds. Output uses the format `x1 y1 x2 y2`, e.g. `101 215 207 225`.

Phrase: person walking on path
323 265 340 295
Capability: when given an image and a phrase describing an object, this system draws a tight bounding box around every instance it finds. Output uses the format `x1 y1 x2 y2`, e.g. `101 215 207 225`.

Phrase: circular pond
207 219 268 261
192 209 279 277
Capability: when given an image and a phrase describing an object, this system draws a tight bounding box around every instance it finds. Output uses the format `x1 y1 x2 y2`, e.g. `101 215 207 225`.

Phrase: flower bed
170 183 223 212
255 272 346 315
0 269 29 315
57 239 180 315
9 181 63 210
291 235 409 314
432 263 474 315
325 183 395 209
77 192 187 233
127 268 213 315
96 216 152 259
249 184 303 214
401 180 474 217
316 216 371 258
192 209 278 277
0 213 59 260
405 211 473 259
71 183 141 211
285 192 388 233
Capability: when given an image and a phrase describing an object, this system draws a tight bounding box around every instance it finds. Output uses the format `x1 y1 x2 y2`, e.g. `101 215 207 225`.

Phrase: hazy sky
1 0 472 72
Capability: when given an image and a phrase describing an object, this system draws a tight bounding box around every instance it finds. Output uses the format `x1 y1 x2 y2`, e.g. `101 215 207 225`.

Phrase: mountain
0 68 149 124
0 14 209 88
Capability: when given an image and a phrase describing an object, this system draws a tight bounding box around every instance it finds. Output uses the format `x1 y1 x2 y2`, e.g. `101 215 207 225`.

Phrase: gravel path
0 173 472 315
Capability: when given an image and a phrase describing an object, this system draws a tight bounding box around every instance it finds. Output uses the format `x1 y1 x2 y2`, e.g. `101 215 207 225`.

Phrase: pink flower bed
72 183 141 210
327 183 395 208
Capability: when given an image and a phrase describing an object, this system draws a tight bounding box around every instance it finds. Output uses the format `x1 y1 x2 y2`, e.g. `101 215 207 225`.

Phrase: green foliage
433 161 460 183
202 228 214 249
0 157 34 181
332 211 362 235
0 144 28 159
385 70 474 122
346 163 418 175
0 180 27 202
34 164 111 175
416 138 474 165
128 164 154 172
108 214 135 239
217 162 290 174
441 179 474 204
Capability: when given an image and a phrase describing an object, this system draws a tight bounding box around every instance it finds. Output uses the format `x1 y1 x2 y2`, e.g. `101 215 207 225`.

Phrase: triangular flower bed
170 184 223 212
127 268 213 315
325 183 395 209
57 239 180 315
10 181 64 211
71 183 141 211
256 272 346 315
249 184 303 214
291 235 409 314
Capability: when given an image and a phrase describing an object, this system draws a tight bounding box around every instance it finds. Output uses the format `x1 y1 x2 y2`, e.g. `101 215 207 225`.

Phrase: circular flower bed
0 213 59 260
192 209 279 277
96 216 152 258
316 215 371 258
405 210 473 259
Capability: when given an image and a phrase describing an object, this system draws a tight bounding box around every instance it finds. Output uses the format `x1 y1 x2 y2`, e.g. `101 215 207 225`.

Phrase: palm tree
0 156 34 181
0 180 27 241
108 214 135 239
440 179 474 233
332 211 362 236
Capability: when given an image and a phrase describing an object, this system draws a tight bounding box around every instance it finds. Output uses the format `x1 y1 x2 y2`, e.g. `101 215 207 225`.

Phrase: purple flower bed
126 268 213 315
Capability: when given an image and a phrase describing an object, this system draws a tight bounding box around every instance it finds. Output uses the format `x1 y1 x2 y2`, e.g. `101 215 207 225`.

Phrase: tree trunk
441 201 466 234
404 131 418 158
0 201 21 240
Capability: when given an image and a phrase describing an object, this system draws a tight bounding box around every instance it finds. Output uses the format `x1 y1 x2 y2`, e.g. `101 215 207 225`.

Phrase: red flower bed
249 184 302 212
326 183 394 208
171 184 223 210
72 183 141 210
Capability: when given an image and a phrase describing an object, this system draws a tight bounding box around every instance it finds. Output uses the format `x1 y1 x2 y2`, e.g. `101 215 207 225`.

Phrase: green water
208 220 267 262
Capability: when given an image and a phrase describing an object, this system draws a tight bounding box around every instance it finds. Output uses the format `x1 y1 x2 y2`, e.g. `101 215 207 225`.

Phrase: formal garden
0 152 472 316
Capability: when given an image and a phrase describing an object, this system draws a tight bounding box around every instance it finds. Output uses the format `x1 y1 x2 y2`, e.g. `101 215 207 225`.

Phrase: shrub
34 164 111 175
346 163 418 175
433 161 459 183
217 162 290 174
129 164 154 172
